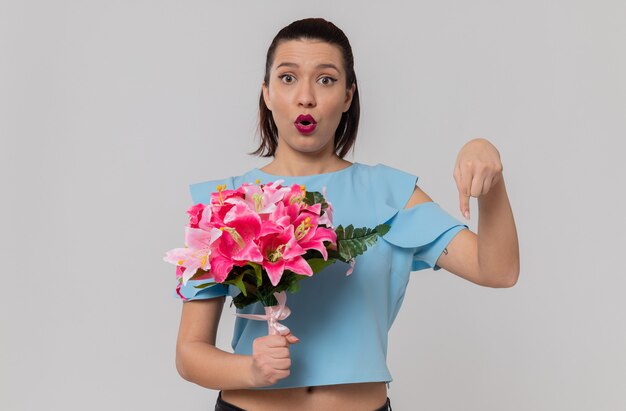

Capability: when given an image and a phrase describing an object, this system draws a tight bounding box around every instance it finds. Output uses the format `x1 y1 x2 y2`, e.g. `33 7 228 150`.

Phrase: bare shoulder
403 185 434 208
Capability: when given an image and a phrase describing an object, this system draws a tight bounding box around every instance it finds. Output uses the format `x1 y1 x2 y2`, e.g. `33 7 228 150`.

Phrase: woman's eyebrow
316 63 340 72
276 62 298 69
275 62 340 72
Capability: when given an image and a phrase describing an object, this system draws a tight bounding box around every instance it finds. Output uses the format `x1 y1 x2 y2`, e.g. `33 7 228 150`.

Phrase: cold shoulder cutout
368 164 468 271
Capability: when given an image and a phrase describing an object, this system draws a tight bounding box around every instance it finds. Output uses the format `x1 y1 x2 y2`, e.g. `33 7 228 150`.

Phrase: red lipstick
294 114 317 134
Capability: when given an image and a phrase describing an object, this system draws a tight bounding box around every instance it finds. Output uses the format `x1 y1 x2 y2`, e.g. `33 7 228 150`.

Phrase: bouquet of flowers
164 180 388 334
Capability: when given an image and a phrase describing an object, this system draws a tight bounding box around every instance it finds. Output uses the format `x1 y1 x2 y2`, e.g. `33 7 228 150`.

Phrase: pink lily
185 202 214 231
209 202 264 283
163 225 223 285
239 181 289 216
186 203 206 228
270 202 336 260
208 184 245 226
291 205 337 260
258 224 313 286
281 183 307 208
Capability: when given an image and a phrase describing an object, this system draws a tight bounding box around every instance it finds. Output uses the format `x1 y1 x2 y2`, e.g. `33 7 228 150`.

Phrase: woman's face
262 39 355 158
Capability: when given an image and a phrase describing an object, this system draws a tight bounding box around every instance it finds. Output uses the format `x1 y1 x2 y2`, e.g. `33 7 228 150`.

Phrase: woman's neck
260 151 352 177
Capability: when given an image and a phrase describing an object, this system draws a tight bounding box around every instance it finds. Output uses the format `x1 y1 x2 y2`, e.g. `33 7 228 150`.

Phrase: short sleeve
406 206 467 271
175 280 229 301
173 176 236 301
370 164 469 272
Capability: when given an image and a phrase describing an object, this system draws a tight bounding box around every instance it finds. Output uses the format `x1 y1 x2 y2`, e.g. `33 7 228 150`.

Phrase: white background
2 1 625 410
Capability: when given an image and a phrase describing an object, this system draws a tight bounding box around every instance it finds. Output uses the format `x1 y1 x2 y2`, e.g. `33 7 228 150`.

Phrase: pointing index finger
454 167 472 220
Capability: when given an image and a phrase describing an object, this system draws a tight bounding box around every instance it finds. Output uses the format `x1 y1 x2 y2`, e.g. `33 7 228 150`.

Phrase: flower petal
264 260 286 286
182 262 201 285
163 247 194 265
284 256 313 276
184 227 222 250
209 252 235 283
186 203 206 228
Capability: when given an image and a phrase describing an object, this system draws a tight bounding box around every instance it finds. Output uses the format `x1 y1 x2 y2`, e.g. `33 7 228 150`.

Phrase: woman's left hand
453 138 503 220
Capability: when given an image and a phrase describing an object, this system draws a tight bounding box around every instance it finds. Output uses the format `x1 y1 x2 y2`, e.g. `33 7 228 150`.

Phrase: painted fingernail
464 211 470 220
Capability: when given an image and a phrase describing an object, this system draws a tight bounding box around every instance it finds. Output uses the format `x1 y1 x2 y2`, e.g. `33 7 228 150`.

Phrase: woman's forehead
271 39 344 72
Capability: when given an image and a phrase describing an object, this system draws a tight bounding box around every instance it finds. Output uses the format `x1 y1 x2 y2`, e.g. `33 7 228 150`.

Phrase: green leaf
307 258 335 273
232 292 259 309
326 248 341 260
304 191 326 206
224 273 247 296
335 225 345 240
334 223 391 262
375 223 390 236
247 262 263 286
193 281 216 289
344 224 354 239
189 269 210 281
287 280 300 293
257 291 278 307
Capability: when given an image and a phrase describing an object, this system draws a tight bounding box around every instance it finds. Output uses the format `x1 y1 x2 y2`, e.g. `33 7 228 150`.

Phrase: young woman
174 18 519 411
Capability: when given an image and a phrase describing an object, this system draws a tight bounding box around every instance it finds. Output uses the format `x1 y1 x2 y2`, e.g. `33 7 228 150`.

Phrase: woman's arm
405 138 520 288
176 297 254 390
439 177 519 288
176 296 299 390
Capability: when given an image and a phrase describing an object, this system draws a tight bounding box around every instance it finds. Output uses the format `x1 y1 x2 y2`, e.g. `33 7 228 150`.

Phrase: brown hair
252 18 360 158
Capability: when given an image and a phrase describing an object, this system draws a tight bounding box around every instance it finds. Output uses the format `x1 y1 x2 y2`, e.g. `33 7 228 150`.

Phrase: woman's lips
294 114 317 135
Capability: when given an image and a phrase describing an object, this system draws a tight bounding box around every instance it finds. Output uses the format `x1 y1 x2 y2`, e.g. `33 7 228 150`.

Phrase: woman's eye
279 74 295 84
318 76 337 86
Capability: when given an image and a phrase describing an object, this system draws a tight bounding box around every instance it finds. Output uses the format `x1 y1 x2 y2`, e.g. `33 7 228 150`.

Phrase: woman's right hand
248 333 299 387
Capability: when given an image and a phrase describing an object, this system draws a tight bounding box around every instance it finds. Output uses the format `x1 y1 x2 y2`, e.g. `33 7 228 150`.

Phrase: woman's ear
343 83 356 112
262 82 272 111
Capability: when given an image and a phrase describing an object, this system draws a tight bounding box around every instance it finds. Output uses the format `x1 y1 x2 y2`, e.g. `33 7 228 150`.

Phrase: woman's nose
297 82 316 108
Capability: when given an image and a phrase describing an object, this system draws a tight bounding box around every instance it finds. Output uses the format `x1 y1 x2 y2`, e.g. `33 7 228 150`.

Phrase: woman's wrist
242 354 259 389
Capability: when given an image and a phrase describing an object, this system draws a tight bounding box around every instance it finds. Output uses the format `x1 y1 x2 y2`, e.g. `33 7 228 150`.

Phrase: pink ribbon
346 259 356 275
235 291 291 336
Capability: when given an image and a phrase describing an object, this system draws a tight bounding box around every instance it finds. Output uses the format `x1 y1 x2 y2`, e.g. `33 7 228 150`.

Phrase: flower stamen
294 217 312 240
221 226 246 249
267 244 286 263
216 184 226 205
252 193 264 212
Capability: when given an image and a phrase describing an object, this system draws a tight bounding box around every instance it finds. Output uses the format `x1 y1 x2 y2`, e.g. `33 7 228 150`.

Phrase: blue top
177 162 468 389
